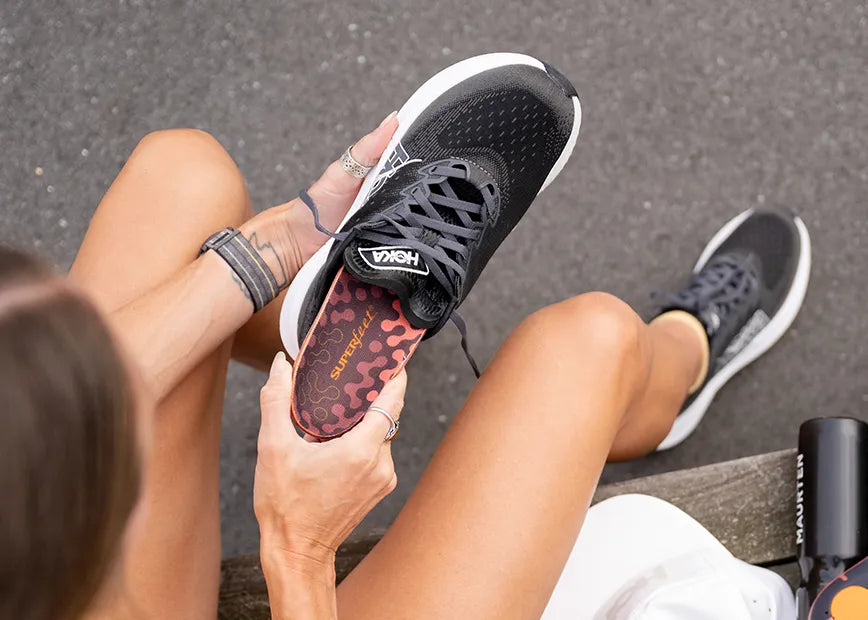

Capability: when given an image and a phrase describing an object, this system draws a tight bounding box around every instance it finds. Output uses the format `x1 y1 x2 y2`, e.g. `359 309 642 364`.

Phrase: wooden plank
218 449 797 617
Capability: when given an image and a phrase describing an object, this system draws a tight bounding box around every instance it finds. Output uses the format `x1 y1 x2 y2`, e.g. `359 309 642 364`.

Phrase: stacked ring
368 406 399 441
339 146 374 179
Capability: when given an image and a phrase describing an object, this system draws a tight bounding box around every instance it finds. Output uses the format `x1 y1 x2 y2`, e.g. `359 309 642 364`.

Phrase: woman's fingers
307 111 398 207
260 356 406 453
350 110 398 166
341 370 407 449
259 352 299 441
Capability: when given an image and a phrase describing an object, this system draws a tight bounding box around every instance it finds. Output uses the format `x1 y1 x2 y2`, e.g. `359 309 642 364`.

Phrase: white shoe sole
279 52 582 358
655 209 812 451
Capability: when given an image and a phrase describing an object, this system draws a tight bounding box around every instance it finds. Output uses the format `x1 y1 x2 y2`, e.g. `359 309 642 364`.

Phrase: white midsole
280 52 581 358
656 212 812 451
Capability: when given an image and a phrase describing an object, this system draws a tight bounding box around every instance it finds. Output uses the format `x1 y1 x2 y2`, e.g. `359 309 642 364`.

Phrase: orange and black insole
291 268 425 439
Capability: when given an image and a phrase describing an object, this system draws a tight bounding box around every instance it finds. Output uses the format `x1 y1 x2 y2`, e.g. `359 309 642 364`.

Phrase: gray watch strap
200 228 279 312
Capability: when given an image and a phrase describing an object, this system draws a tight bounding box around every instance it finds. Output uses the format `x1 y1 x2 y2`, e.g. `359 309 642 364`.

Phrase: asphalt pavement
1 0 865 556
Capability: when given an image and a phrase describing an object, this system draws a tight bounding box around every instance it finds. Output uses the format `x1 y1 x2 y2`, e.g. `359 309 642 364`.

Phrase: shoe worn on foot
654 208 811 451
281 53 582 439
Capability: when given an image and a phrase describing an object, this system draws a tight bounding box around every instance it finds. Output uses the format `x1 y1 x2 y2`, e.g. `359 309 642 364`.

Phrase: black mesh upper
298 62 576 342
709 209 802 315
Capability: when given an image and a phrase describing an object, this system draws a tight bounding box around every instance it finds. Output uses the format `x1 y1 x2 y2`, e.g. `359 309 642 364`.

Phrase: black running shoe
654 208 811 450
281 53 581 439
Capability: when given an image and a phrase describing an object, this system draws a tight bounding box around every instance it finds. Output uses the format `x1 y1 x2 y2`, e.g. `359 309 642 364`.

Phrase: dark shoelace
299 162 497 377
654 252 759 335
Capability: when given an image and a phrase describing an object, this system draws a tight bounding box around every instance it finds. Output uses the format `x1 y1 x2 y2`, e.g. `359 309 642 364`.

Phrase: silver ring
368 406 399 441
339 146 373 179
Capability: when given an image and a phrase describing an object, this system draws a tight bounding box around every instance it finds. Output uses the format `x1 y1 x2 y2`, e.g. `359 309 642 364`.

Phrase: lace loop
449 310 481 378
299 189 347 242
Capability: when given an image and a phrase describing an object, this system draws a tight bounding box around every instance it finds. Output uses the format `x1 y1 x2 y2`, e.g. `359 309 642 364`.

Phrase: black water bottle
795 417 868 619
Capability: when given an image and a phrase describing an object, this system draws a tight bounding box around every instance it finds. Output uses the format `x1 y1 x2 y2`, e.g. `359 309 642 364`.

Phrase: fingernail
378 110 398 128
271 351 286 373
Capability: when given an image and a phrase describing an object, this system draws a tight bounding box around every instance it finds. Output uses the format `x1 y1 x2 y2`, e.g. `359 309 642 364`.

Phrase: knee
129 129 249 224
134 128 231 163
521 292 644 366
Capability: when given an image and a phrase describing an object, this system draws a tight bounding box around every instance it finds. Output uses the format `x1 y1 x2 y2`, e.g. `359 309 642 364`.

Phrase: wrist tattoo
230 271 252 302
201 226 281 312
248 231 289 289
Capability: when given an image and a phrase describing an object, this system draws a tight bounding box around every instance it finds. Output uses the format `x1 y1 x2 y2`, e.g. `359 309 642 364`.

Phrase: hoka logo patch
358 245 429 276
368 142 421 197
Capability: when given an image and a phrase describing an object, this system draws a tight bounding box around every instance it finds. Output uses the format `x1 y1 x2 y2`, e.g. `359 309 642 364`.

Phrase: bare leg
337 292 705 619
70 129 255 618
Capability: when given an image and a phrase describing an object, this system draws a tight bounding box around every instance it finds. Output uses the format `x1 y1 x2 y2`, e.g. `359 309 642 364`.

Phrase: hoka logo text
373 249 419 267
358 245 430 276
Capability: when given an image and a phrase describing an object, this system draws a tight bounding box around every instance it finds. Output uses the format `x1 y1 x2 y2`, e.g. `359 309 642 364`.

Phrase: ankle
650 311 710 394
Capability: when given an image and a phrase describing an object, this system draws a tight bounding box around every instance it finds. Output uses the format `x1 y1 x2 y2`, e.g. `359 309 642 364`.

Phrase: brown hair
0 246 141 620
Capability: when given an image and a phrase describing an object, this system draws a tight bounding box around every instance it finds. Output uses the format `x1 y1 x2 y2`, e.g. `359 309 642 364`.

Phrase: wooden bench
217 449 798 619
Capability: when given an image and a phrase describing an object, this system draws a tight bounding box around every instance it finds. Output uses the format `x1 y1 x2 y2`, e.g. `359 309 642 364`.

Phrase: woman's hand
253 352 405 617
284 111 398 266
243 112 399 285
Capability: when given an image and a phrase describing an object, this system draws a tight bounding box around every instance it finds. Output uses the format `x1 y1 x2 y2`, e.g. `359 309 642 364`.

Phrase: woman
0 111 807 618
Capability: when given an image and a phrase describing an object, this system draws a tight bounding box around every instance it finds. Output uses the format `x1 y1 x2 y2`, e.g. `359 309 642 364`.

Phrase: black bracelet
200 228 279 312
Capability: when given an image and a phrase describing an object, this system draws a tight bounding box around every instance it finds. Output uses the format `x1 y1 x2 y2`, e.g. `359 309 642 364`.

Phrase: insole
291 268 426 439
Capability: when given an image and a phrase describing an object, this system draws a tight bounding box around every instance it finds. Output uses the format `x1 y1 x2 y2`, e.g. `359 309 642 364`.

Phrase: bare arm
254 355 406 620
261 549 339 620
110 207 291 400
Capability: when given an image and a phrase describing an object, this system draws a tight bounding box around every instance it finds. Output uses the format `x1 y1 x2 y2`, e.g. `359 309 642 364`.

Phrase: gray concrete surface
1 0 865 556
